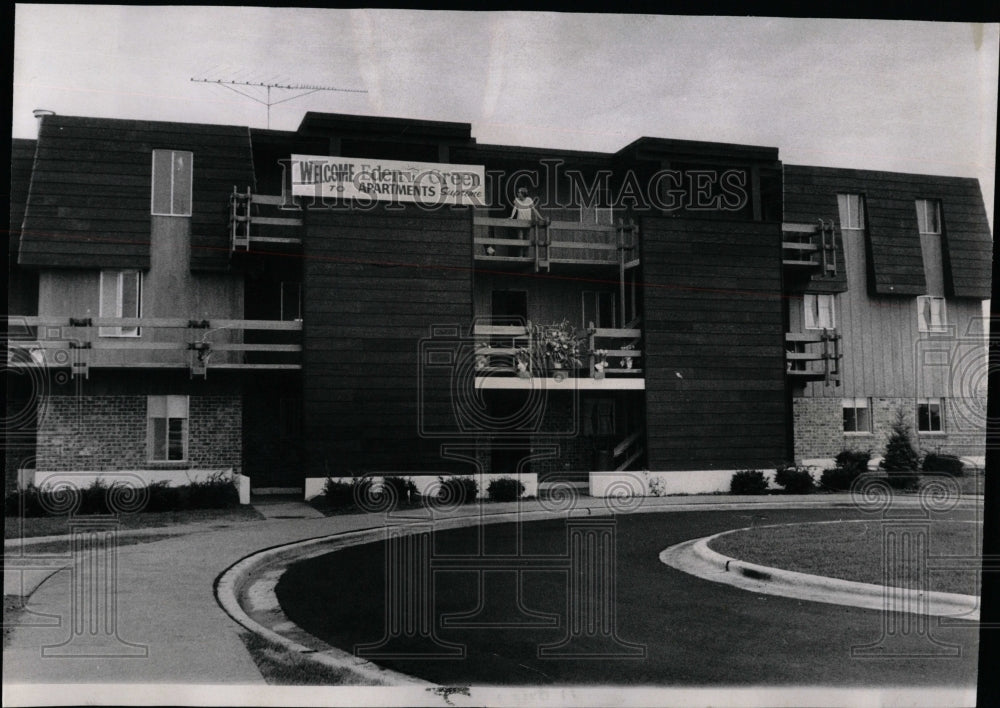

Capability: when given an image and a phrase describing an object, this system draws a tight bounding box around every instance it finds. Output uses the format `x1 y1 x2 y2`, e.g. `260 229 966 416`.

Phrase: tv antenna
190 77 368 128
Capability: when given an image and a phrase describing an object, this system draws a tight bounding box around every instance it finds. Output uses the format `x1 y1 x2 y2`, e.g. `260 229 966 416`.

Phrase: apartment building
4 111 991 496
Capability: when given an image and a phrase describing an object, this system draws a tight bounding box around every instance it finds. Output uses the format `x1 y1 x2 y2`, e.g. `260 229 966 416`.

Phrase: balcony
472 321 644 390
229 187 303 254
473 217 639 273
786 330 841 385
782 221 837 274
5 316 301 378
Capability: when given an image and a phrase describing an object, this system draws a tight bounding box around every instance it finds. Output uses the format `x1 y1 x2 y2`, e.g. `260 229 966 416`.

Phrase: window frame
916 397 945 434
803 293 836 330
98 270 142 337
915 199 942 235
838 193 866 230
916 295 948 333
842 397 872 435
146 395 190 463
582 291 617 330
151 149 194 217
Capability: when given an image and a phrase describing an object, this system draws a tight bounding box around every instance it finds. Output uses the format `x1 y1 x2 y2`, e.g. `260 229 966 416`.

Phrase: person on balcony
505 186 549 255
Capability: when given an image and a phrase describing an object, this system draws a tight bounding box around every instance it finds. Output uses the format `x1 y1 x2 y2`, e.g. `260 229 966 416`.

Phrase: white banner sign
290 154 486 206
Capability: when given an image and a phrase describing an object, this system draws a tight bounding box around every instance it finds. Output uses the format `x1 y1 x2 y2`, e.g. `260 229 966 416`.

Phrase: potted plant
535 320 586 374
514 348 532 378
619 343 635 370
593 349 608 379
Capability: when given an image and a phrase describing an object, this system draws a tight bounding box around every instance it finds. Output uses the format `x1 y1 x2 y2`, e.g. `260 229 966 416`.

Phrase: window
917 398 944 433
837 193 865 230
152 150 193 216
99 270 142 337
917 296 947 332
843 398 871 434
147 395 189 462
582 291 616 330
804 293 836 330
280 282 302 321
916 199 941 235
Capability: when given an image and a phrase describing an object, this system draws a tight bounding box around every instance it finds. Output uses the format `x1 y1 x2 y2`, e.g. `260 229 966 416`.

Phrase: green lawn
276 509 979 686
4 506 265 540
709 519 982 595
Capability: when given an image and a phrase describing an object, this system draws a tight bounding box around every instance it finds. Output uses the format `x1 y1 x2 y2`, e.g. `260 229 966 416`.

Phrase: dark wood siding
9 139 36 256
8 139 39 315
302 204 474 476
641 217 787 469
19 115 254 271
783 165 849 293
784 165 991 299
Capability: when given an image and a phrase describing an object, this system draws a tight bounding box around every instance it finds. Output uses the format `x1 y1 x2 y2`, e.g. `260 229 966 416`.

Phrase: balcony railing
786 329 841 385
5 316 301 378
473 217 639 272
229 187 303 253
782 221 837 275
472 322 642 380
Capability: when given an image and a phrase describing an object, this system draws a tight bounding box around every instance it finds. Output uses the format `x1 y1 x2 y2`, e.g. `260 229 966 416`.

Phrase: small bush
487 477 525 502
730 469 769 495
145 480 179 512
186 472 240 509
438 476 478 504
774 465 815 494
381 476 419 505
323 478 357 508
922 452 965 477
835 449 871 475
820 466 861 491
4 484 46 517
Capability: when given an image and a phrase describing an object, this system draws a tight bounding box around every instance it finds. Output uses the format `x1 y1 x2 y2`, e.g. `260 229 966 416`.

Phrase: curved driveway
2 494 983 687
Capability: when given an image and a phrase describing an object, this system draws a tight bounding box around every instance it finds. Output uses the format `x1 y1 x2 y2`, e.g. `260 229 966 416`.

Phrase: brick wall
35 395 242 473
793 396 985 461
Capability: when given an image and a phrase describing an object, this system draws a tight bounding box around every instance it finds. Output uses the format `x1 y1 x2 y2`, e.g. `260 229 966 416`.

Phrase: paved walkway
2 494 984 687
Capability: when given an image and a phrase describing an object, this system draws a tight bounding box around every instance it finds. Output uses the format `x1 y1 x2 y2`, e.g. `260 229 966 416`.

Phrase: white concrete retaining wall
589 469 781 496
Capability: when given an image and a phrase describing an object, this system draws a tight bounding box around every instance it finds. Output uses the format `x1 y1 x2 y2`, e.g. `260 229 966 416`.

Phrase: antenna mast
190 77 368 128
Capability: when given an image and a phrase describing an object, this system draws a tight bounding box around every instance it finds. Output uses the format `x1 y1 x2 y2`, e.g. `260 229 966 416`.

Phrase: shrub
4 484 46 517
922 452 965 477
730 469 769 495
487 477 525 502
381 476 418 505
186 472 240 509
821 467 863 491
323 477 358 508
774 465 815 494
145 480 179 512
437 476 478 505
881 408 920 489
835 449 871 475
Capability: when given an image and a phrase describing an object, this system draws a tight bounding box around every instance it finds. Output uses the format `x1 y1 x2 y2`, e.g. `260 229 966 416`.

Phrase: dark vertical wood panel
641 216 787 470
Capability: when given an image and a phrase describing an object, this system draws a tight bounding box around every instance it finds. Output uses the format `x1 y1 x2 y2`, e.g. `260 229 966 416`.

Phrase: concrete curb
659 525 981 621
214 505 631 687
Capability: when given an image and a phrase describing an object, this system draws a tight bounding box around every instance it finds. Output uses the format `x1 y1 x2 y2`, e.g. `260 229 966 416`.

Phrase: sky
11 7 1000 222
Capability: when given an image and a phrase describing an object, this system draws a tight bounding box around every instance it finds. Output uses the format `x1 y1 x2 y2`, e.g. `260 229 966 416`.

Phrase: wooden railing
473 217 639 272
587 323 643 377
230 187 303 253
786 329 841 385
5 316 301 378
472 322 642 378
782 221 837 275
